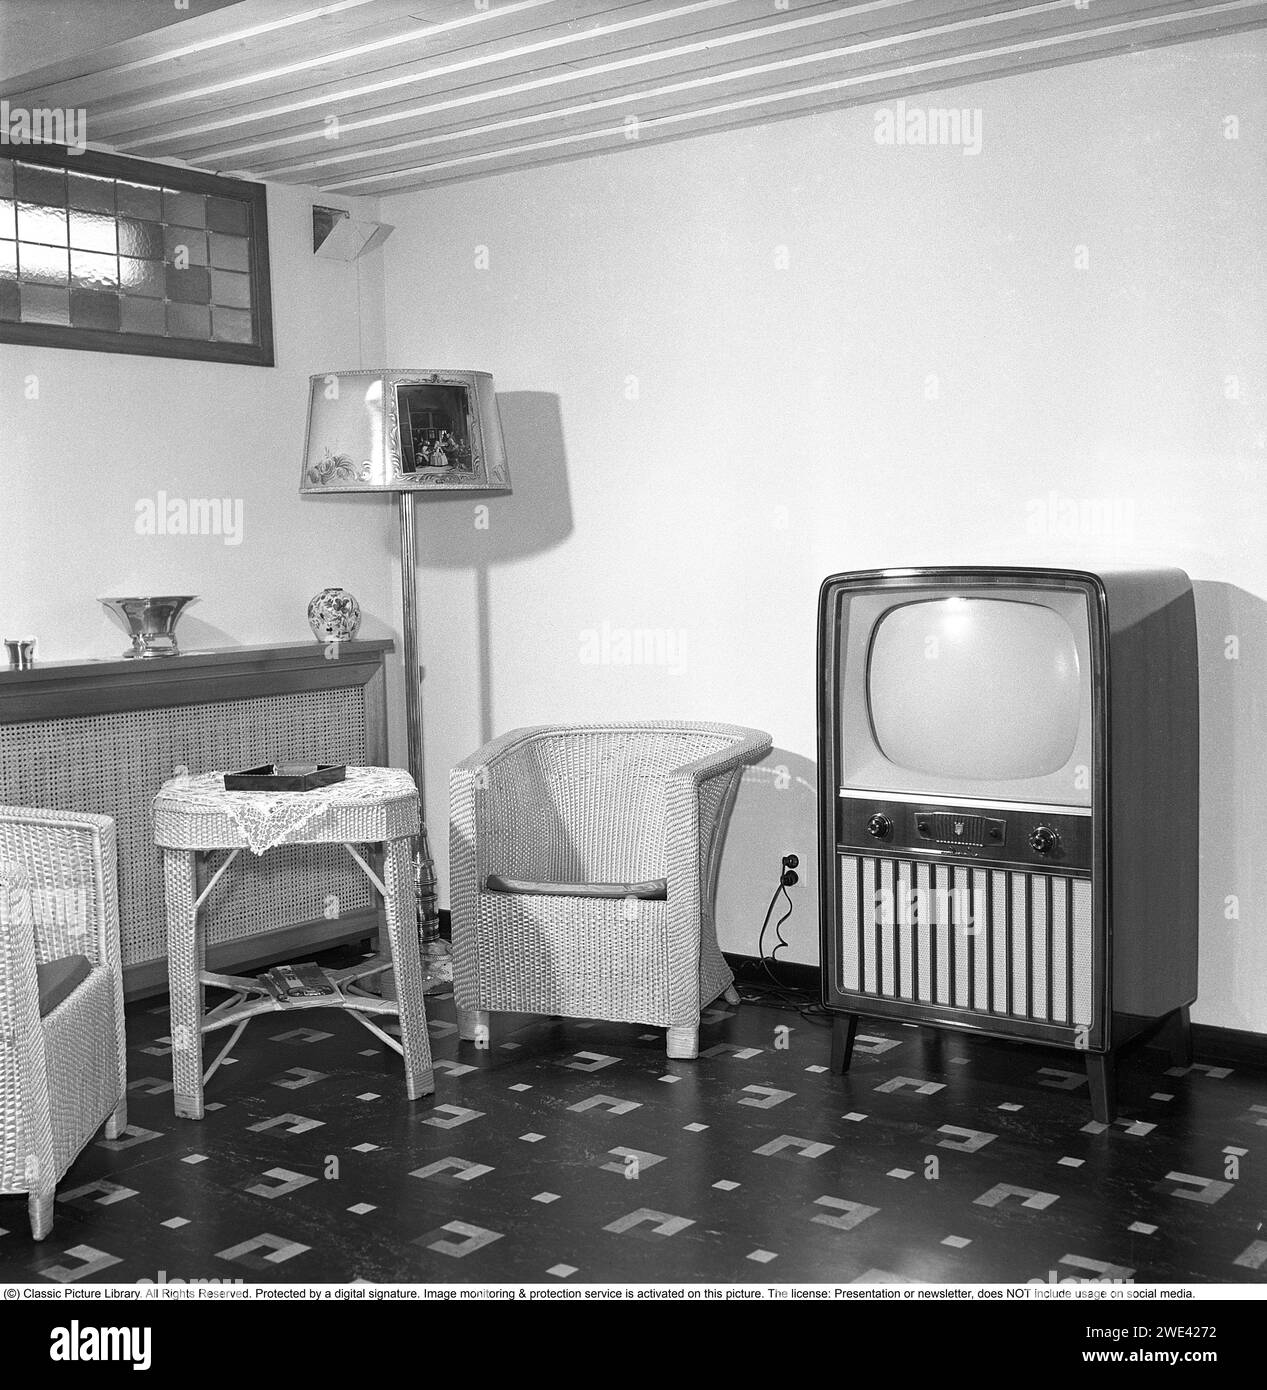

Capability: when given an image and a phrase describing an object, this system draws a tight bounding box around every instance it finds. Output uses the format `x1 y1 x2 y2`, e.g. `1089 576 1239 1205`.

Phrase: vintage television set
817 566 1199 1122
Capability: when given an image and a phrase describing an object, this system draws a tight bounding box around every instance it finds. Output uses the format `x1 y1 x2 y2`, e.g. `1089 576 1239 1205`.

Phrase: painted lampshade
300 369 511 494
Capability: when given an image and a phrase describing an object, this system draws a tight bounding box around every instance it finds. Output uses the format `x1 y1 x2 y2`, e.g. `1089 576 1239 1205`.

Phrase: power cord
737 853 832 1027
757 857 797 983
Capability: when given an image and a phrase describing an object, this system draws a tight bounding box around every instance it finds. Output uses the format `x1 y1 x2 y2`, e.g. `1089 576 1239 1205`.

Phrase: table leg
382 835 434 1099
164 848 205 1119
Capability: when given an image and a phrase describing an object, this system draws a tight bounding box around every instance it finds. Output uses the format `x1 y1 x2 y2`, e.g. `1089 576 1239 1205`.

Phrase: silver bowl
99 596 198 659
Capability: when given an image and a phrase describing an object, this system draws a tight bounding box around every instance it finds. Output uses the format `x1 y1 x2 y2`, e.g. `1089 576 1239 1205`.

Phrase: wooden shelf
0 640 394 724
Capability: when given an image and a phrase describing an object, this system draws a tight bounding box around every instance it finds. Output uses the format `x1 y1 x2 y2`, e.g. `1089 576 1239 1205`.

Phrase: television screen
867 598 1083 781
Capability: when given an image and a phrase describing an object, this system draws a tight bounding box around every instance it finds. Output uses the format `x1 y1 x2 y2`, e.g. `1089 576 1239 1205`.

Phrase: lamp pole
397 492 447 988
301 368 507 991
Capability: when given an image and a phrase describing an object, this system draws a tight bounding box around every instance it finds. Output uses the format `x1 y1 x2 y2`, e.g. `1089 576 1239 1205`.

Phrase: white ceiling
0 0 242 83
3 0 1265 195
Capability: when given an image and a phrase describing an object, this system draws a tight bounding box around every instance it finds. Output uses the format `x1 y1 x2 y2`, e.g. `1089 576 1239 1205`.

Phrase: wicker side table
153 767 434 1119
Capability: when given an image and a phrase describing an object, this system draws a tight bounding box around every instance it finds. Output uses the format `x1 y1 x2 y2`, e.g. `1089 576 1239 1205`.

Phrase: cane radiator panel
838 855 1093 1028
0 688 372 967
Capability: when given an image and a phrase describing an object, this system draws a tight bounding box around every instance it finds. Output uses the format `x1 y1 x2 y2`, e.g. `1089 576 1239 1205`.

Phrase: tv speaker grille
839 854 1092 1027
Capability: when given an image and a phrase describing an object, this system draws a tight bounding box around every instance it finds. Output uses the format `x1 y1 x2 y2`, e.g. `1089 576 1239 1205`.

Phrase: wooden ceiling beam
0 0 1261 194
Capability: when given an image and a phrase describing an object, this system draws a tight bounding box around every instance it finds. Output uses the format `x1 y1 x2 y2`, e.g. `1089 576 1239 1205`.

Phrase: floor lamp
301 368 512 987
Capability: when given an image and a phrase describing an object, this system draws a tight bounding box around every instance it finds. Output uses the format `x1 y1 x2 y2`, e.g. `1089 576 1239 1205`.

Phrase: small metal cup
4 637 36 670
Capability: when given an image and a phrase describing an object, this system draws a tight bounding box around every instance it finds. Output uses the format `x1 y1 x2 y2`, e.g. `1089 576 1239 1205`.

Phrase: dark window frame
0 144 274 367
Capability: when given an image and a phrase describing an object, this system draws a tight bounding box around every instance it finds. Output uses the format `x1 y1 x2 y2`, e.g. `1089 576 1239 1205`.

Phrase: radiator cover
0 641 393 991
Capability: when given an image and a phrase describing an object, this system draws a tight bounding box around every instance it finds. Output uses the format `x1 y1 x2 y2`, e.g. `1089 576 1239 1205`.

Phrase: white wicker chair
449 722 772 1059
0 807 128 1240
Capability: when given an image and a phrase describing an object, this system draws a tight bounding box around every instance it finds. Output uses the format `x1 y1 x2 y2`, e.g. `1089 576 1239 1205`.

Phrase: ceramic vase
307 587 361 643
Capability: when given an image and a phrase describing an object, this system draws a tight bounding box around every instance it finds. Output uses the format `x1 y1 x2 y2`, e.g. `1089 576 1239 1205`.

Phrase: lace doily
154 766 417 855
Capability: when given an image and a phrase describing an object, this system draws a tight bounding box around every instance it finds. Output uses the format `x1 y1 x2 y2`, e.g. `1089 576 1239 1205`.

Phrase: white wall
0 182 399 664
381 33 1267 1034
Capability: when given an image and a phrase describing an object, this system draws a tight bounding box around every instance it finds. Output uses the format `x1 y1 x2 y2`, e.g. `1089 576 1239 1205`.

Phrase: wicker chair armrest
662 728 771 900
0 863 37 1008
449 726 556 782
660 728 771 1023
0 806 121 970
0 862 53 1195
450 727 572 883
664 727 773 788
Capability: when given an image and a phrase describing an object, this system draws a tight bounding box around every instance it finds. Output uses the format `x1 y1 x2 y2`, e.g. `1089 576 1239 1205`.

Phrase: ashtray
223 763 347 792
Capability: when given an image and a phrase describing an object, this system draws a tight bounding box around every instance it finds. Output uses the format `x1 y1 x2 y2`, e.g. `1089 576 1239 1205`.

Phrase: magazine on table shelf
261 962 339 1005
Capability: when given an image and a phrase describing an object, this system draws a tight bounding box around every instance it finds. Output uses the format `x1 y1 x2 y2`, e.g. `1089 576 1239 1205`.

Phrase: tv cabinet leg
1086 1051 1117 1124
830 1013 859 1075
1164 1005 1194 1068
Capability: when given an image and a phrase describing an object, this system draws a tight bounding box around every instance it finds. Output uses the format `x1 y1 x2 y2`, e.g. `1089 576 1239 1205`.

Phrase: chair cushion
36 954 93 1017
485 872 668 901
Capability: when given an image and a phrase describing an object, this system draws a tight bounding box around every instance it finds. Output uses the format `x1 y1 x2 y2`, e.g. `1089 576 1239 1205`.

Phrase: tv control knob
866 813 893 840
1029 825 1060 856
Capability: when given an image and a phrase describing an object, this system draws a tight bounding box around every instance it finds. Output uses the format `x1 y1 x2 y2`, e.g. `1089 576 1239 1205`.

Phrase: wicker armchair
449 722 772 1058
0 807 128 1240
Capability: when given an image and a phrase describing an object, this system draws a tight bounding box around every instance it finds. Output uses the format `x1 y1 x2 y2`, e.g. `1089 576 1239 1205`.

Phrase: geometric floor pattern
2 966 1265 1285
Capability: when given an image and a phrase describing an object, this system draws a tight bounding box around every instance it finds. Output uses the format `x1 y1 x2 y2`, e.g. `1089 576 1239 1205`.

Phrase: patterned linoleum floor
2 967 1265 1285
